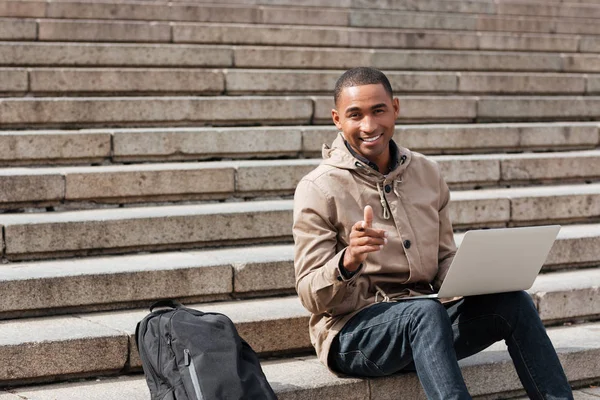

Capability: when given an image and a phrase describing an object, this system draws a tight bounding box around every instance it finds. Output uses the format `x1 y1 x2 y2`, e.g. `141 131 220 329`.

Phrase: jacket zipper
184 349 204 400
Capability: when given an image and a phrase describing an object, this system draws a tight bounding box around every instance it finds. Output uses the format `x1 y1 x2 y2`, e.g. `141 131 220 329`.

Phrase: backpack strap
150 299 183 312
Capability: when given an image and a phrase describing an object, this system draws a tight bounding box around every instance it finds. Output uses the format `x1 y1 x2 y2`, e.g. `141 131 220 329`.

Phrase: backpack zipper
184 349 205 400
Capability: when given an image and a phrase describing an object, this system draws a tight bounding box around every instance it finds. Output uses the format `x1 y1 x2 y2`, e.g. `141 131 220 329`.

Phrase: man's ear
393 97 400 119
332 108 343 130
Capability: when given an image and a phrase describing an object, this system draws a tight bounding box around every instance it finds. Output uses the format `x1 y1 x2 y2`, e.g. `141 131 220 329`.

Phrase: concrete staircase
0 0 599 398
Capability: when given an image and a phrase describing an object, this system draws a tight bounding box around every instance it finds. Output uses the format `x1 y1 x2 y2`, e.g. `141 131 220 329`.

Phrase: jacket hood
321 132 412 181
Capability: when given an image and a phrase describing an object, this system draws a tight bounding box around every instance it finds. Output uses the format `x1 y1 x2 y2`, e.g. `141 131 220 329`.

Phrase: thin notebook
398 225 561 300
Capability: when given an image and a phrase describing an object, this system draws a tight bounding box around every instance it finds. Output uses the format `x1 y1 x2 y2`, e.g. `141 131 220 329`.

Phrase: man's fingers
363 205 373 229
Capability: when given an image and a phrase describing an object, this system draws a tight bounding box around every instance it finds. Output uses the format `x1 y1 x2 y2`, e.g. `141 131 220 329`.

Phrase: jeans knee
407 300 451 327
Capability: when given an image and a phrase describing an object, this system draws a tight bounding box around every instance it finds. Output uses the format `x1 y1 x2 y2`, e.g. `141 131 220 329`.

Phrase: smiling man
292 67 573 399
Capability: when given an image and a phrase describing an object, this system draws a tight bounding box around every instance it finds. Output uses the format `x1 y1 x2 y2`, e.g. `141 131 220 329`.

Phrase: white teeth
363 135 381 143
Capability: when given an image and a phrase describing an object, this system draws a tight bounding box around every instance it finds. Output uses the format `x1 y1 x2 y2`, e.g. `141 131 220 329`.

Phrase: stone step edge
3 20 600 54
2 184 600 260
0 297 598 390
0 226 598 317
0 149 600 208
0 122 597 166
4 68 600 96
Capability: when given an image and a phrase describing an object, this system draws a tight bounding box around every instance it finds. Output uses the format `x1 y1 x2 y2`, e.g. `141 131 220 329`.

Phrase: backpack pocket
184 349 205 400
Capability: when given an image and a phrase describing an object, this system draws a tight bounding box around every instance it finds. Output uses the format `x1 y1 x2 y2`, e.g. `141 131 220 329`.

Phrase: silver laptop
399 225 561 300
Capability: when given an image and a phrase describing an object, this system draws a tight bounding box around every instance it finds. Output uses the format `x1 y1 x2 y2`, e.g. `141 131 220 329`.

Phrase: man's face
332 83 400 171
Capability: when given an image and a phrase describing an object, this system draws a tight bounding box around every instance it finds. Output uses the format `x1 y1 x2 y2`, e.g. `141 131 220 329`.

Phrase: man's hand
343 205 388 272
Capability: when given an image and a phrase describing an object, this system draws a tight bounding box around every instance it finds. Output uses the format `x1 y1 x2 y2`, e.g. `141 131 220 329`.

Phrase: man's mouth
362 134 382 143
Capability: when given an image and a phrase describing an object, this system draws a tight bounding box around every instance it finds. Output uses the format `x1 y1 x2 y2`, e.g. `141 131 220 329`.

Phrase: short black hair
334 67 393 106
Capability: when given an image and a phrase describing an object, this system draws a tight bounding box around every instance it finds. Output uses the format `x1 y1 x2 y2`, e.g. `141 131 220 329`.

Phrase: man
292 67 573 399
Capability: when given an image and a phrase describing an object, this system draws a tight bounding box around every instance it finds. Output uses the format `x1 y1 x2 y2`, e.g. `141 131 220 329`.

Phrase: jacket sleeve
432 172 457 290
293 178 360 315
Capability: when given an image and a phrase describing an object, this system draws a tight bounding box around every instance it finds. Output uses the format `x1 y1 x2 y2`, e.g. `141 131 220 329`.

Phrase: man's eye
374 109 384 114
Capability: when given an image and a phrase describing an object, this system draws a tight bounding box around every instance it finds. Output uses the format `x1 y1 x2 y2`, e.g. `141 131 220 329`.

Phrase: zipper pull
184 349 191 366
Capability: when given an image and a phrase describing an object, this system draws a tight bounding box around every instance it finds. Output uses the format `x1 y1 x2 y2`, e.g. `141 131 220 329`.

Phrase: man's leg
446 291 573 400
329 300 471 400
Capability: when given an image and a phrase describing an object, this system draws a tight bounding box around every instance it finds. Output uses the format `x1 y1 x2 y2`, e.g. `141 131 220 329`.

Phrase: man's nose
360 115 376 133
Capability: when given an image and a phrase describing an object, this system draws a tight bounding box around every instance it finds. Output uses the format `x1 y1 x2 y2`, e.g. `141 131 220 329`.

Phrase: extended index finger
363 205 373 229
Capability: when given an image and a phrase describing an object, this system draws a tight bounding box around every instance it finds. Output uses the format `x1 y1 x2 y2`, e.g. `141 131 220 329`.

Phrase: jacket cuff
336 249 363 282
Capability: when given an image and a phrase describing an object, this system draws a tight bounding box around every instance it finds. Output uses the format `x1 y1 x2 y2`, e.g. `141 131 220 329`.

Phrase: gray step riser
2 153 600 207
1 124 596 166
7 5 600 38
1 21 600 53
0 291 598 386
0 235 598 317
3 44 600 74
5 96 600 128
6 0 600 21
1 189 600 259
3 69 600 96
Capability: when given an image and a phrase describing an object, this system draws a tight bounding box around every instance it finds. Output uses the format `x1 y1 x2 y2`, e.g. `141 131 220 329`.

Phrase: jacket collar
321 132 411 180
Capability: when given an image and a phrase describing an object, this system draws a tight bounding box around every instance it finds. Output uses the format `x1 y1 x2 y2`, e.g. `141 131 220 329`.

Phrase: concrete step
6 0 600 19
7 2 600 35
4 18 598 53
0 95 314 128
4 42 600 72
1 183 600 260
0 225 598 318
1 150 600 207
0 122 597 166
0 282 597 386
4 17 600 54
3 68 599 96
173 23 590 53
2 375 599 400
5 95 600 128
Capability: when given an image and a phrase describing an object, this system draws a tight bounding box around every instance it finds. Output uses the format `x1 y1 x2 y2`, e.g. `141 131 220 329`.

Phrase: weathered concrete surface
507 183 600 223
0 42 233 67
0 169 64 205
234 159 318 193
46 1 169 20
449 190 511 227
29 68 225 94
0 316 128 383
0 18 36 40
0 96 313 127
0 68 27 92
547 224 600 267
233 258 295 293
499 150 600 182
435 156 500 186
562 54 600 73
478 97 600 120
38 20 171 42
62 162 236 201
458 73 586 94
0 131 111 165
265 358 368 400
530 269 600 322
10 375 150 400
0 0 45 17
112 127 303 161
0 251 233 314
0 201 294 259
478 32 578 52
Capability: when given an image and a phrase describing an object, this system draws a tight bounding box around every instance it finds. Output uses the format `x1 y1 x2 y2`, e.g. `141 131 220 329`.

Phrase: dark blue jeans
329 291 573 400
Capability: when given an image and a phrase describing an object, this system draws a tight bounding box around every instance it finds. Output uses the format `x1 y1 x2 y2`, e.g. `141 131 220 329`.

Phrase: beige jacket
293 133 457 368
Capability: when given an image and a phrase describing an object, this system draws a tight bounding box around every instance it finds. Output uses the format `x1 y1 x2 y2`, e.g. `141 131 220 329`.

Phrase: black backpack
135 300 278 400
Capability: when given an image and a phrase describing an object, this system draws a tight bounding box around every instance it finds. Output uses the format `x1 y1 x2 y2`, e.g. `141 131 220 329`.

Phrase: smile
362 134 382 143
